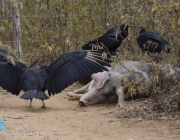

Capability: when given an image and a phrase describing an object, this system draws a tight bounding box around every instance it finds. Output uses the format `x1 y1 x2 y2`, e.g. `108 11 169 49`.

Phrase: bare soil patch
0 84 179 140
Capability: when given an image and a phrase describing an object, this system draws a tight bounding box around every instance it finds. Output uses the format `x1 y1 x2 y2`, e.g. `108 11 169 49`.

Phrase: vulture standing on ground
82 24 133 55
136 25 171 53
0 48 110 108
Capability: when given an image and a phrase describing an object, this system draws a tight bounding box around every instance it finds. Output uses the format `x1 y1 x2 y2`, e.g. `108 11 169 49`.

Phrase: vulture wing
82 26 121 53
45 50 110 96
0 48 26 95
140 32 170 45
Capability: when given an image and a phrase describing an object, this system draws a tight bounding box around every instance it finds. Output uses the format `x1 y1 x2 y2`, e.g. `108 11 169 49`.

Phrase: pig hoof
79 101 87 107
67 92 74 96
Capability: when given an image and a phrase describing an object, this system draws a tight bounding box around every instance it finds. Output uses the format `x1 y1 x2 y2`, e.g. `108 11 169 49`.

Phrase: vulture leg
41 100 46 109
29 98 33 108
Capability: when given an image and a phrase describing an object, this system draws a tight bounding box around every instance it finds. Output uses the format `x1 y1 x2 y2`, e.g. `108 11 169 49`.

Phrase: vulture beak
127 24 133 27
123 24 133 30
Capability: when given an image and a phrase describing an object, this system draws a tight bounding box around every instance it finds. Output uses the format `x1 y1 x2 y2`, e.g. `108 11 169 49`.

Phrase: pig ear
92 72 109 89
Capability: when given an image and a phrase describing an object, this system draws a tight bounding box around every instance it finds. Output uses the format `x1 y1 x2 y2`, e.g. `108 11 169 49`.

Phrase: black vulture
136 25 171 53
79 24 133 85
82 24 133 55
0 48 110 108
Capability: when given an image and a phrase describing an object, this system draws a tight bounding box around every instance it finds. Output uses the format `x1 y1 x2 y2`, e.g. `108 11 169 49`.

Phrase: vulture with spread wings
0 48 110 108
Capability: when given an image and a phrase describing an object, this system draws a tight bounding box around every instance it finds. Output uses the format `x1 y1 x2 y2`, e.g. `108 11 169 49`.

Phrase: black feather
46 50 109 96
35 91 49 100
20 90 37 100
82 24 133 55
136 25 171 53
0 48 26 95
0 48 109 107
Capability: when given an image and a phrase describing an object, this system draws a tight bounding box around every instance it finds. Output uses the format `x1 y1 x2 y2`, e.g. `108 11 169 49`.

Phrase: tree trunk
13 1 22 60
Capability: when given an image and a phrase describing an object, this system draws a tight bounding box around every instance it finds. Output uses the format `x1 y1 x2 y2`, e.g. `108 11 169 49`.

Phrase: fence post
13 0 22 60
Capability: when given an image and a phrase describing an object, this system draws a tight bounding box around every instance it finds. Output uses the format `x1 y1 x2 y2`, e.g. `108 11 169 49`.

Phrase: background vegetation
0 0 180 112
0 0 179 64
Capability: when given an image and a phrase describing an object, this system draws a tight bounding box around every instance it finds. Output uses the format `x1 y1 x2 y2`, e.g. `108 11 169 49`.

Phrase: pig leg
67 92 84 100
116 88 125 108
73 82 90 94
104 88 125 115
67 82 90 100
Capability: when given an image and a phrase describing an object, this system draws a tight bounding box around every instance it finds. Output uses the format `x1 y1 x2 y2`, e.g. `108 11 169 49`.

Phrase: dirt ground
0 84 180 140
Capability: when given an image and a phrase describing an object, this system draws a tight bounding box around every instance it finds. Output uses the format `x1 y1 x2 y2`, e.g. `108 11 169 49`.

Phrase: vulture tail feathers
35 91 49 100
20 90 37 100
20 90 49 100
